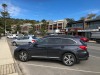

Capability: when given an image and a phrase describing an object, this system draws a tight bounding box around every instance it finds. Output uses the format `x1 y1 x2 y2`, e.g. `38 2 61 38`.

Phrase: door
29 38 48 57
46 38 62 58
15 37 24 45
21 36 30 44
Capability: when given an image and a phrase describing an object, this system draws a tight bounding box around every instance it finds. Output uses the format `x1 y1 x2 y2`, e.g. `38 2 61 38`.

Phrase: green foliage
80 17 85 21
29 25 35 34
65 18 75 23
40 19 48 36
15 24 21 33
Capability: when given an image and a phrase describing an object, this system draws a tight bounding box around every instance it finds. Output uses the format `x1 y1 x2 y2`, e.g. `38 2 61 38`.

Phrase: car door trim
31 56 59 59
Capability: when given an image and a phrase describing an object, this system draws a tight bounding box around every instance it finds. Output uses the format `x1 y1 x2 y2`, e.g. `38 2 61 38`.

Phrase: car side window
62 38 76 45
48 38 61 45
37 38 48 45
23 36 29 40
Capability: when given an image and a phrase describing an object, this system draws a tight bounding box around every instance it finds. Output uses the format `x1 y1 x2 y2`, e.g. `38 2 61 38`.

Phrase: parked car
75 35 89 42
12 35 38 46
14 35 89 66
7 34 18 39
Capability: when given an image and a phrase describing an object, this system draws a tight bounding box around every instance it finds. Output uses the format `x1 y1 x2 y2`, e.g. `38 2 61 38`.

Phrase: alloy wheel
63 53 76 66
19 51 28 62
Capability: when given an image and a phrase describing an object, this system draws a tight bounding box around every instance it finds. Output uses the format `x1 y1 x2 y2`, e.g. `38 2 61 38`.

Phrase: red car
75 35 89 42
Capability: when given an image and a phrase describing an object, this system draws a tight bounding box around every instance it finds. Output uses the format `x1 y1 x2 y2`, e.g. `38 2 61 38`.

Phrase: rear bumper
76 50 89 60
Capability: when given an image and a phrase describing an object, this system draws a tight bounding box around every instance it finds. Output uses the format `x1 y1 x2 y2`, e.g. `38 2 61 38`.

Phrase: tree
87 14 96 19
40 19 48 36
15 24 21 33
65 18 75 23
80 17 86 21
1 3 10 35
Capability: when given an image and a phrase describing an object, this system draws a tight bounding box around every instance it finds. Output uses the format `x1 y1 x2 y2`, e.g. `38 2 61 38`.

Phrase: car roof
44 35 75 38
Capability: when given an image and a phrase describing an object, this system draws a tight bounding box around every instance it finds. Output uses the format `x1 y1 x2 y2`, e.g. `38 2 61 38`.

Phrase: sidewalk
0 37 18 75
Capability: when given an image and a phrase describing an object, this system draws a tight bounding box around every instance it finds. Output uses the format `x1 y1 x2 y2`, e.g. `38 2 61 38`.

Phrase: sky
0 0 100 21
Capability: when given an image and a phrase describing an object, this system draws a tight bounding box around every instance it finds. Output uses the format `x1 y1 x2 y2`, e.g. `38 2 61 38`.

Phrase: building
66 19 100 38
20 23 32 34
35 19 68 34
78 19 100 38
66 20 84 35
48 19 67 33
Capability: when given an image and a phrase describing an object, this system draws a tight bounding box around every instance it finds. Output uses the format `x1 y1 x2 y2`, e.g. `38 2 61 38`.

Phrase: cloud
8 4 21 17
87 9 100 14
0 0 22 17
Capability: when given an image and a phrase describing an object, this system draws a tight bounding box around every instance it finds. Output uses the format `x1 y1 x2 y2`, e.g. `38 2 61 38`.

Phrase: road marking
26 63 100 74
90 55 100 58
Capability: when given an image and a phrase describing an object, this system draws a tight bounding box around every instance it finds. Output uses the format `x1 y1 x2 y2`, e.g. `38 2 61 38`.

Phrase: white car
12 35 38 46
7 34 18 39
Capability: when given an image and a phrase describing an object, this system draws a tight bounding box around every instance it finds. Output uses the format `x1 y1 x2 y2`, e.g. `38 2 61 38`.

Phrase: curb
6 37 23 75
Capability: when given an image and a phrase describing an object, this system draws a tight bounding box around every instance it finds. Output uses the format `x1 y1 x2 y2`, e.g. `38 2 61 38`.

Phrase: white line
26 63 100 74
90 55 100 58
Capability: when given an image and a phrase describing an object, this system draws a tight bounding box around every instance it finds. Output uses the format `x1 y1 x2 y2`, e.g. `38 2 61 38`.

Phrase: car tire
12 42 17 46
18 51 29 62
62 53 76 66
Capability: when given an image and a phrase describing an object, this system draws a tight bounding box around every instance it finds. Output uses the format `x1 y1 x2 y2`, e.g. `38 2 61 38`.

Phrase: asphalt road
7 39 100 75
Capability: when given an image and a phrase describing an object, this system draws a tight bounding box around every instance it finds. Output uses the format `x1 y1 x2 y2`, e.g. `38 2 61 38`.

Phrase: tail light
32 40 36 43
79 46 87 50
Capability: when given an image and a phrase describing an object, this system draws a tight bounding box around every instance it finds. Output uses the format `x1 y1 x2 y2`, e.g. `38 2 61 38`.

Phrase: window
48 38 61 44
62 38 76 44
36 38 48 45
23 36 29 39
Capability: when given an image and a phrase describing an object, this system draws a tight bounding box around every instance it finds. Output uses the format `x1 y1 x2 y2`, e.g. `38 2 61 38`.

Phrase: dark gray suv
14 35 89 66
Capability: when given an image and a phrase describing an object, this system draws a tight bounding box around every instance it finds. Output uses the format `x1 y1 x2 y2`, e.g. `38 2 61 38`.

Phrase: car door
15 37 24 45
29 38 48 57
21 36 30 44
46 38 62 58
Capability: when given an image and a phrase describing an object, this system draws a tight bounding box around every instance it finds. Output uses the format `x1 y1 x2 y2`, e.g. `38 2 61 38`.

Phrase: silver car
12 35 38 46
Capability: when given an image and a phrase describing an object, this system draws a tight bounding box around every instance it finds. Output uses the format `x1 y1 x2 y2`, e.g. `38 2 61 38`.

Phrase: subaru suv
14 35 89 66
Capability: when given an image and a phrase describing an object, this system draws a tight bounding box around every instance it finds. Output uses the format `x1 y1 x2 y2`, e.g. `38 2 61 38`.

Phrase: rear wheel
62 53 76 66
18 51 29 62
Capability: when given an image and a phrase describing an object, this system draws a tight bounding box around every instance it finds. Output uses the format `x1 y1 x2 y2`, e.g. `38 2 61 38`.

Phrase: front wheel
18 51 29 62
62 53 76 66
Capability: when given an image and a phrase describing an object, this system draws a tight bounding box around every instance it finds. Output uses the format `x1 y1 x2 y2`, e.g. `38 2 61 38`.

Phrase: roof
43 34 75 38
85 19 100 23
68 20 84 24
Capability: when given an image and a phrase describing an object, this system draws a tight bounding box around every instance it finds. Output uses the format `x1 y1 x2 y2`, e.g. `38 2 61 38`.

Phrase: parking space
18 55 100 75
8 39 100 75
